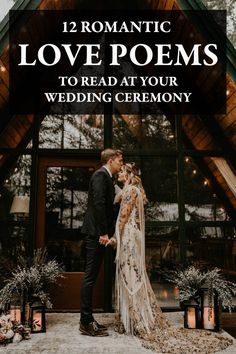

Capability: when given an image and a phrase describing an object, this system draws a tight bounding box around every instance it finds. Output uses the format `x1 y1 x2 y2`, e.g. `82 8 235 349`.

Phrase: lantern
183 300 200 329
9 305 22 323
9 295 26 324
199 283 221 331
30 300 46 333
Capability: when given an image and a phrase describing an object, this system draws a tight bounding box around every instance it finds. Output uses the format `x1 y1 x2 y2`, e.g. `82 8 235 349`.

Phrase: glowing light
185 157 189 162
193 170 197 175
0 66 6 72
204 180 208 186
173 287 179 297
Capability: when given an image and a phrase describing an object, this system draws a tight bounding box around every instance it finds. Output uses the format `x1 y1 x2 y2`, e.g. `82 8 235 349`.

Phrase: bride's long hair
123 163 147 204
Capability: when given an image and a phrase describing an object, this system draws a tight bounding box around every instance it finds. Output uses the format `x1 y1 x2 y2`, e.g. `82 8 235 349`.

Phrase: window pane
124 156 178 221
5 155 31 196
45 166 94 271
185 225 236 270
113 115 176 150
0 155 31 283
39 115 104 149
183 157 231 221
146 225 179 308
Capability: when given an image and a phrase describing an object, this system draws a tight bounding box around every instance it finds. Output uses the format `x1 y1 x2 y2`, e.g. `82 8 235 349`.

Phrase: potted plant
165 266 236 331
0 248 64 320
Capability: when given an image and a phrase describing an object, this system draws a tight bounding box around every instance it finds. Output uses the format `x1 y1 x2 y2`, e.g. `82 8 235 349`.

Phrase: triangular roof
0 0 235 219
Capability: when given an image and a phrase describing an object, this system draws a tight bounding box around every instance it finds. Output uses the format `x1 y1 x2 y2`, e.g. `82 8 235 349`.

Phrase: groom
80 148 123 336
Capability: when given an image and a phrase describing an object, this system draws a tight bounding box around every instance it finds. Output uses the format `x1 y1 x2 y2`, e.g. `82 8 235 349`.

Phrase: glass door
36 158 103 310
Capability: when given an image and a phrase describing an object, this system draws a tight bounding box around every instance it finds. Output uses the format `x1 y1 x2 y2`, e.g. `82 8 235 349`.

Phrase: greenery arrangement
165 266 236 311
0 248 64 311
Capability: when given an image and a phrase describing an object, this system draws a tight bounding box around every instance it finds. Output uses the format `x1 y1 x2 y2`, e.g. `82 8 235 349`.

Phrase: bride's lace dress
113 184 233 354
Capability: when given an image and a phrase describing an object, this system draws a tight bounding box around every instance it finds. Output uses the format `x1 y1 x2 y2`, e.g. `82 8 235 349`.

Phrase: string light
193 169 197 175
204 180 208 186
185 157 189 162
226 89 230 96
0 66 6 72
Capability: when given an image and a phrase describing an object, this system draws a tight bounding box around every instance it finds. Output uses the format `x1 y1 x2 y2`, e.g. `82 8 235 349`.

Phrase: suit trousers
80 235 105 324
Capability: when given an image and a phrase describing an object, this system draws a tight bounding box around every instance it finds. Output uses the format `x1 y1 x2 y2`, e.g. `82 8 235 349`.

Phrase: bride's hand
105 236 117 249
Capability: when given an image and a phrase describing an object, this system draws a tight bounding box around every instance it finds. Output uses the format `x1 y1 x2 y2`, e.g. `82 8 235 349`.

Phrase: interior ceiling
0 0 235 219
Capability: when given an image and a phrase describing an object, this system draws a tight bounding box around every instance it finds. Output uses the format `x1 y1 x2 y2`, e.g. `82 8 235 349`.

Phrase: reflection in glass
45 166 94 272
113 115 176 150
183 157 229 221
39 115 104 149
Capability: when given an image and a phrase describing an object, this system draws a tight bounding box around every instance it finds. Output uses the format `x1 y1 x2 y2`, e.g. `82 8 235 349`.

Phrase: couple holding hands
79 149 231 354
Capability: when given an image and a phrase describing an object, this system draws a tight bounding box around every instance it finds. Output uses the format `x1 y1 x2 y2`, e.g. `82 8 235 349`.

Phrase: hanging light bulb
193 170 197 175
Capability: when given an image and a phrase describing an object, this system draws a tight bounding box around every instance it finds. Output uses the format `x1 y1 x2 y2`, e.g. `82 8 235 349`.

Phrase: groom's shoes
79 321 109 336
94 320 107 330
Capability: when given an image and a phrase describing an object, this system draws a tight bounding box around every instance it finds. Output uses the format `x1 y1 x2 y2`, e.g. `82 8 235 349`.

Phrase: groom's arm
92 171 109 236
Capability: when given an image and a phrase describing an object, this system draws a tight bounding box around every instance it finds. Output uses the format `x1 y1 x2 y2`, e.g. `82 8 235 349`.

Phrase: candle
32 311 42 331
187 308 196 329
203 307 215 330
10 308 21 323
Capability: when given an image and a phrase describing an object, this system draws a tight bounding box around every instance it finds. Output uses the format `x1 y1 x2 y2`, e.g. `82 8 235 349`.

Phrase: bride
107 163 232 354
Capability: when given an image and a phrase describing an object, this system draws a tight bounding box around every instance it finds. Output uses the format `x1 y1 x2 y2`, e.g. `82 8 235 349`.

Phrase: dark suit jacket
81 166 115 238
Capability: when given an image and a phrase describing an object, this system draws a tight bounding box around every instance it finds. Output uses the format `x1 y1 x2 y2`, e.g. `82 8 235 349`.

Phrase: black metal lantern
183 300 201 329
199 283 221 331
30 300 46 333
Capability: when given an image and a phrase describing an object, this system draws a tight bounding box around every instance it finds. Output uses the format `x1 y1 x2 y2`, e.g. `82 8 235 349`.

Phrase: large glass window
0 113 234 309
183 157 230 221
113 115 176 150
39 115 104 149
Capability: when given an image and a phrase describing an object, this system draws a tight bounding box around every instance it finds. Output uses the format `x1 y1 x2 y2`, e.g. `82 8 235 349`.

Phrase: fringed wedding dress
113 184 233 354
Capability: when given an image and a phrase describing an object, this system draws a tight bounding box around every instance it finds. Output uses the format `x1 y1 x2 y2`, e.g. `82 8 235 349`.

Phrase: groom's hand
99 234 109 246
